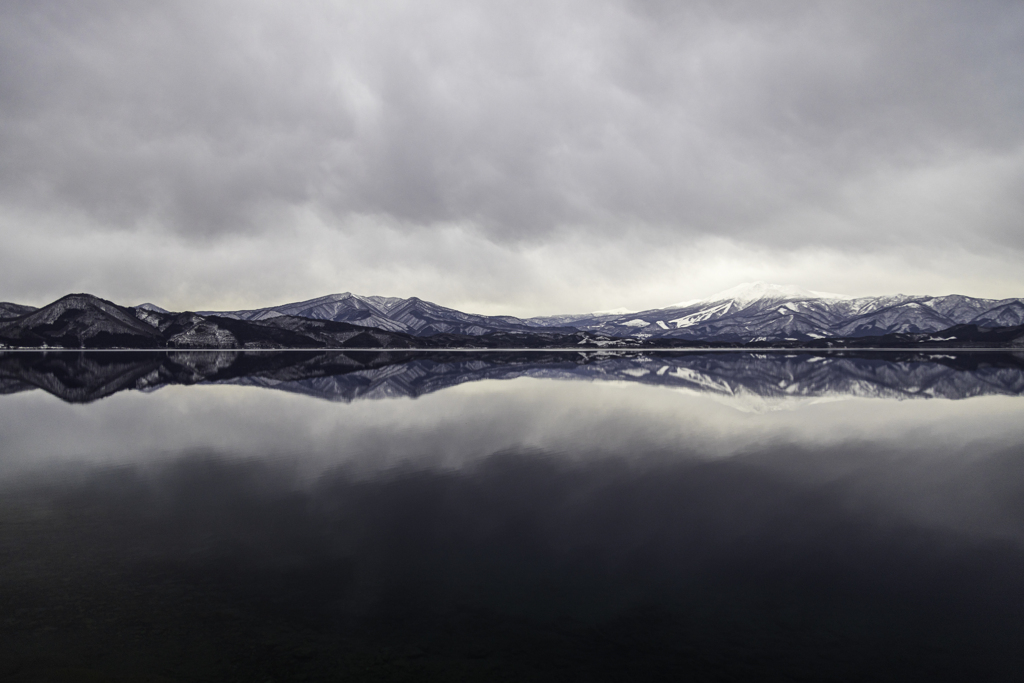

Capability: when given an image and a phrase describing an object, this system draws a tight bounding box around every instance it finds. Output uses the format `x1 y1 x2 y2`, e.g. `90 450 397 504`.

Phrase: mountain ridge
1 284 1023 349
525 282 1024 342
0 294 624 350
193 281 1024 342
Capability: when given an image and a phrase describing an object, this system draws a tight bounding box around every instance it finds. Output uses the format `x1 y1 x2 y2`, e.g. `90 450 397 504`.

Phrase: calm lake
2 350 1023 681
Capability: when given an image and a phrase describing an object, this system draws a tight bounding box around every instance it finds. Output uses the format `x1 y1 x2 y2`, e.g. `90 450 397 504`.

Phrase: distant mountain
3 349 1022 406
0 302 37 320
527 282 1024 342
135 302 170 313
200 292 579 337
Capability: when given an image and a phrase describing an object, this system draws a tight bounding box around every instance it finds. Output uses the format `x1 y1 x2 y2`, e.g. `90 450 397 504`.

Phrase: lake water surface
1 350 1023 681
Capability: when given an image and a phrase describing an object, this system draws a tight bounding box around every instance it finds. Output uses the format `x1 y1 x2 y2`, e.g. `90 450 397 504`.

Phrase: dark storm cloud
1 0 1022 248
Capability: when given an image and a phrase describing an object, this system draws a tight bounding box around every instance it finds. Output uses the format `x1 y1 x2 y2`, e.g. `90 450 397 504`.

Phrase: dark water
1 350 1023 681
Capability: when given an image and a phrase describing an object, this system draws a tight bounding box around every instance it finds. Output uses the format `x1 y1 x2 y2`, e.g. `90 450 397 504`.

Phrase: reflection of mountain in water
2 350 1023 405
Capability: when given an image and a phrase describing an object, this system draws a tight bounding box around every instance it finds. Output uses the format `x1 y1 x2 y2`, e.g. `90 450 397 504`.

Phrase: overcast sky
1 0 1022 315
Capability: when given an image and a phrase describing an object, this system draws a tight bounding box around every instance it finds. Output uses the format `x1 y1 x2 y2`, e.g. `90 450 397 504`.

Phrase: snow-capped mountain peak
668 282 852 309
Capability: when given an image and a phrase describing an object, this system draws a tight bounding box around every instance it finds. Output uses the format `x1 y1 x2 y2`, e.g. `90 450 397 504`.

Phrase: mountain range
1 282 1023 349
525 282 1024 342
184 281 1024 344
0 294 622 350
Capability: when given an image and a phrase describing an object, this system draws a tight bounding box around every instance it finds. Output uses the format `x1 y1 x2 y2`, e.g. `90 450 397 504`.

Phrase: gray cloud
1 0 1023 307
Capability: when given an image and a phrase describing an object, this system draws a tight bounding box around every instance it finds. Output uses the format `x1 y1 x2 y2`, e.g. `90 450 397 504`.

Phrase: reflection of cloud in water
1 352 1024 679
673 385 854 414
2 364 1024 520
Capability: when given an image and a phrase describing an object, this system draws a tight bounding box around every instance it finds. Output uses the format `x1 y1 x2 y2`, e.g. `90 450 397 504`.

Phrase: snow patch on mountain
669 301 732 328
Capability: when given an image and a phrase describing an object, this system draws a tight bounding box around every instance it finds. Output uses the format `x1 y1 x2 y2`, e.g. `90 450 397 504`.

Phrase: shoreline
0 346 1018 353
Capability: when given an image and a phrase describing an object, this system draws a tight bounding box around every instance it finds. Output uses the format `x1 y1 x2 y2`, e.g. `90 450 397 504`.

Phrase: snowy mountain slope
667 282 852 308
200 293 410 332
135 303 170 314
202 293 577 337
0 293 613 350
529 282 1024 342
0 294 432 350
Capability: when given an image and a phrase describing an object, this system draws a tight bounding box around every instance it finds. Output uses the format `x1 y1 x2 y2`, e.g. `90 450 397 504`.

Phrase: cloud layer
2 0 1023 310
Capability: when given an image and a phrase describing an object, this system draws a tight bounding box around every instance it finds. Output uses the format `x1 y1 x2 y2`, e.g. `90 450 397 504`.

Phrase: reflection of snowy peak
3 349 1022 406
533 282 1024 342
237 353 1024 406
